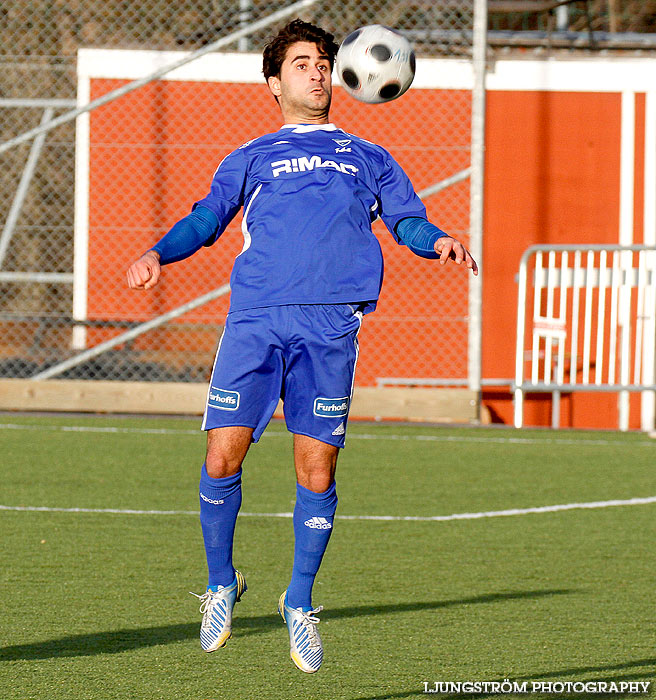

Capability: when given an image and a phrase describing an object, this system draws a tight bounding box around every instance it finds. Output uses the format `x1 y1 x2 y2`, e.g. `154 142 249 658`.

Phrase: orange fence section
87 78 472 387
86 74 647 428
483 90 644 428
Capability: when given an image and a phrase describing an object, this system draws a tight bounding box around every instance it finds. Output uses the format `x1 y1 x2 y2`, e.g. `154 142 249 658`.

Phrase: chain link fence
4 0 649 390
5 0 652 393
7 1 643 391
0 0 479 387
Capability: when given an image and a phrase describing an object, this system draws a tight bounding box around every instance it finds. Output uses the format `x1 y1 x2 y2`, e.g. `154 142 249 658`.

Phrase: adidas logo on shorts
304 516 332 530
332 422 345 436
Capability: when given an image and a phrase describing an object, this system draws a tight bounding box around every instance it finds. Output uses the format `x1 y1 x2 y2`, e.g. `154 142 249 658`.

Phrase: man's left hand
434 236 478 276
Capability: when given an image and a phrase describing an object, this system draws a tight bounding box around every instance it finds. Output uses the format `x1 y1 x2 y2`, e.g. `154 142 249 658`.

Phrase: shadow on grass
351 658 656 700
0 588 573 661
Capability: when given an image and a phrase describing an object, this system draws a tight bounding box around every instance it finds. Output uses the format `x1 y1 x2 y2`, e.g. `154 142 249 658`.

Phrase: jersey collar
281 123 338 133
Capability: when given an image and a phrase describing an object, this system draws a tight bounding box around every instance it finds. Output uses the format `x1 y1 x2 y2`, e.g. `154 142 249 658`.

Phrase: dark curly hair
262 19 339 81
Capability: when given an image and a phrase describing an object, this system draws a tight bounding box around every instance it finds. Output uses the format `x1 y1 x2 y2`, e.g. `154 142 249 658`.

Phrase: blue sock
287 481 338 610
199 463 242 588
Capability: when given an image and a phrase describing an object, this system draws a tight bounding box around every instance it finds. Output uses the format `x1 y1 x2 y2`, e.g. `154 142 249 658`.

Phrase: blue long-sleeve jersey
156 123 430 314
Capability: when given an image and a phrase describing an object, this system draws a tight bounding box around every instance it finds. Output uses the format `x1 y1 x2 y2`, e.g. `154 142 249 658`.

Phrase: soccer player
126 19 477 673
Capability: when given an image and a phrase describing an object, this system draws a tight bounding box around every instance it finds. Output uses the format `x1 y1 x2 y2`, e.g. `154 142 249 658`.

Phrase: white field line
0 422 655 447
1 496 655 522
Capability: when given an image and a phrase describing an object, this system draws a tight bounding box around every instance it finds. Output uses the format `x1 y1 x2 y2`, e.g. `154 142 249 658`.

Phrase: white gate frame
514 244 656 431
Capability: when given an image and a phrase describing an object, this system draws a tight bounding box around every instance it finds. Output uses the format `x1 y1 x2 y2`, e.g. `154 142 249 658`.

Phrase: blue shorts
201 304 364 448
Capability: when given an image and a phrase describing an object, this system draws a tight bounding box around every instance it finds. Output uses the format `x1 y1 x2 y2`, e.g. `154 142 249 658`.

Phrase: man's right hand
127 250 161 290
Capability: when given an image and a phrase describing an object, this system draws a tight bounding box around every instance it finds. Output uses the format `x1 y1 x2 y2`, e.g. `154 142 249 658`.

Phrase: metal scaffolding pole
0 0 319 155
0 108 53 268
30 284 231 381
418 167 471 199
468 0 487 415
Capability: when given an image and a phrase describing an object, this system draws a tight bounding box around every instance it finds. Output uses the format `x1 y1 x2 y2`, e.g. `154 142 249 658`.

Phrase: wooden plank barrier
0 380 486 424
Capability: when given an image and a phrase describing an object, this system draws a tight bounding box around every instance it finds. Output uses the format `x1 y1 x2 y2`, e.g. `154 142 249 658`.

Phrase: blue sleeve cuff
395 217 449 259
150 205 221 265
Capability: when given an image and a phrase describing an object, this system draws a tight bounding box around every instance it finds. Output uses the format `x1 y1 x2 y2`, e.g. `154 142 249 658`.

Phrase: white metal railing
514 244 656 431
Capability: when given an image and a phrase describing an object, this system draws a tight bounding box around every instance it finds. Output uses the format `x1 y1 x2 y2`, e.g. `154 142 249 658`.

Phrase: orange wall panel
85 76 644 428
481 91 630 428
87 79 471 389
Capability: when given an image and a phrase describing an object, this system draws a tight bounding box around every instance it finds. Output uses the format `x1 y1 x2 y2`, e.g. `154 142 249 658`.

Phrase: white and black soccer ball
336 25 416 104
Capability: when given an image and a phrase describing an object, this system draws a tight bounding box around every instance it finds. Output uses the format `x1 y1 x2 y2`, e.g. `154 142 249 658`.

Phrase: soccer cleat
278 590 324 673
189 570 247 652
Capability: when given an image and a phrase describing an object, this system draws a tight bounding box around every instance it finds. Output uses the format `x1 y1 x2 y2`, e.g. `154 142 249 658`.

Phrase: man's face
267 41 332 120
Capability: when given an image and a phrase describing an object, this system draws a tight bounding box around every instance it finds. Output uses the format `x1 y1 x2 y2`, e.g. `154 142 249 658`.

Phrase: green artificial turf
1 414 655 699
